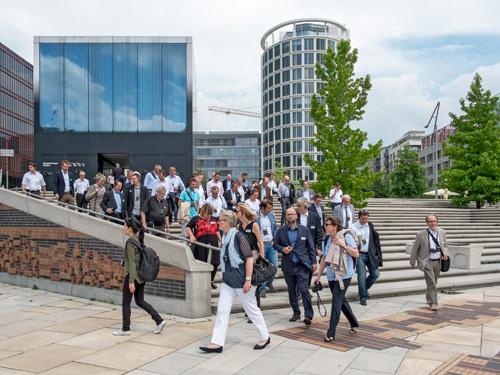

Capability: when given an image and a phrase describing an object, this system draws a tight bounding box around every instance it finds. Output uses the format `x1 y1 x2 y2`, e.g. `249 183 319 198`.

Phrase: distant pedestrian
101 180 124 221
123 171 149 222
113 217 166 336
86 174 107 215
205 186 227 219
73 171 90 209
333 195 355 229
144 164 162 195
141 185 170 233
166 166 185 222
206 171 223 198
53 160 75 205
277 175 295 225
328 181 343 209
244 188 260 216
256 199 279 296
21 162 46 197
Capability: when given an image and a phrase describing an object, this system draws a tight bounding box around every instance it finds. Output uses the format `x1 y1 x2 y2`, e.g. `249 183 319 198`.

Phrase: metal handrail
16 190 221 260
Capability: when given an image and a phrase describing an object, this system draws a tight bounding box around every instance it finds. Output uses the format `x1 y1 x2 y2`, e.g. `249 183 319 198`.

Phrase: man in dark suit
296 198 324 249
222 174 233 192
112 163 123 181
123 171 149 221
274 208 317 325
53 159 75 205
101 180 124 222
223 181 241 211
309 194 326 226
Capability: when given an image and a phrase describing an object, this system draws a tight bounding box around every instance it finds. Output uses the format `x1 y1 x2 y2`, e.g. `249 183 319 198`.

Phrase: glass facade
261 20 349 181
193 132 261 181
0 43 34 188
39 42 187 133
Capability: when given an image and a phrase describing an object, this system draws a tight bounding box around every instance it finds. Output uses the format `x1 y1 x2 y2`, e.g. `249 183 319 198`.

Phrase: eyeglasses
324 223 334 227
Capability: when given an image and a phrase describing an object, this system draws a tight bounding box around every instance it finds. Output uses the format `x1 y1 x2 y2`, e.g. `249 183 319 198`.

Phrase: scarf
220 227 243 272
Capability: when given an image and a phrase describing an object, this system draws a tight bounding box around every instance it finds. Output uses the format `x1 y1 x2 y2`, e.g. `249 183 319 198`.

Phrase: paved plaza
0 283 498 375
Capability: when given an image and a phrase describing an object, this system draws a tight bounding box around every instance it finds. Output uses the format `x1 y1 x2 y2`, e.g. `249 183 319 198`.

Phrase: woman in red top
186 203 221 289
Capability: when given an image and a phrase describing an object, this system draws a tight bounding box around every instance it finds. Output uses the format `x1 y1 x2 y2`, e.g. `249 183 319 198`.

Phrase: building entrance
98 153 129 178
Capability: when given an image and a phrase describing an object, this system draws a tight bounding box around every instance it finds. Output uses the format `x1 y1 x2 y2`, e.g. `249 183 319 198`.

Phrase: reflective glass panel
89 44 113 132
40 43 64 131
138 44 162 132
64 44 89 131
113 43 138 132
162 44 187 132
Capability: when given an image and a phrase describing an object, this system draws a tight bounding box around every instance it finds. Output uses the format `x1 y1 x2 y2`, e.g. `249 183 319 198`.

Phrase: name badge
301 236 306 240
245 229 252 233
311 226 316 229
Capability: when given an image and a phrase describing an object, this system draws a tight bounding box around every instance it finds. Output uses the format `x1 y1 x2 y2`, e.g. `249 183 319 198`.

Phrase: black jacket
302 210 324 248
100 190 123 214
274 224 317 273
53 170 75 197
123 184 149 218
223 189 241 211
368 221 383 267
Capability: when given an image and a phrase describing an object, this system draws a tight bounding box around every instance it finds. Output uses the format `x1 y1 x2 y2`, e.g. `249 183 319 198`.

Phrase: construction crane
208 106 261 118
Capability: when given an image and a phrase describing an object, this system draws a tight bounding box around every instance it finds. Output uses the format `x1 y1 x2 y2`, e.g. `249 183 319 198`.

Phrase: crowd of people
20 159 449 349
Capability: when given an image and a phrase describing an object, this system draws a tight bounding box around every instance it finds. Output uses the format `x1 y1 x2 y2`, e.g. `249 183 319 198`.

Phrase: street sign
0 149 14 157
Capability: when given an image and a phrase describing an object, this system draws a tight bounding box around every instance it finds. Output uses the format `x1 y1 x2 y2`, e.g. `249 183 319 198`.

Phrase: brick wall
0 203 186 299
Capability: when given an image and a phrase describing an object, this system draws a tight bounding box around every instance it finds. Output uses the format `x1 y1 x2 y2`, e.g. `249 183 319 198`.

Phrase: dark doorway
98 153 129 177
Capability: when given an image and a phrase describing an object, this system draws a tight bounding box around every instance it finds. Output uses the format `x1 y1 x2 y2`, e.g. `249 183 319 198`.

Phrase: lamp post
425 102 440 199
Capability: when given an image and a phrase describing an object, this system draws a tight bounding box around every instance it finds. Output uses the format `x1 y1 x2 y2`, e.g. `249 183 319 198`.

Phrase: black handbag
251 255 277 286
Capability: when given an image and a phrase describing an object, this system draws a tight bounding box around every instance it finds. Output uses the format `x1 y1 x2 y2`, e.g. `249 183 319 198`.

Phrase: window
283 155 290 167
282 127 290 139
263 65 267 77
268 48 273 60
268 90 273 101
316 53 324 64
304 38 314 50
268 116 274 128
274 59 281 71
304 53 314 65
282 112 290 124
304 140 314 151
305 125 315 137
274 44 280 57
274 100 281 112
113 43 138 132
304 82 314 94
274 87 281 99
274 72 281 84
281 41 290 54
293 83 302 95
316 39 326 50
275 129 281 141
293 141 302 153
282 70 290 82
303 96 311 108
292 39 302 51
282 85 290 97
282 55 290 68
268 103 273 115
282 98 290 110
283 142 291 153
292 111 302 123
275 114 281 126
275 143 281 155
268 75 273 87
292 68 302 80
292 54 302 66
292 97 302 110
268 62 273 73
304 67 314 79
328 40 335 51
263 92 267 103
268 131 274 141
293 126 302 138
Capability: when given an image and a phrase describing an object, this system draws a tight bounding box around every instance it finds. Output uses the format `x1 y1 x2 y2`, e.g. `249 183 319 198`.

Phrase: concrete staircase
205 198 500 313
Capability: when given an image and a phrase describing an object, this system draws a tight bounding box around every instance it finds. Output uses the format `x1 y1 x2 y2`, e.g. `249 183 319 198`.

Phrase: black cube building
34 36 194 184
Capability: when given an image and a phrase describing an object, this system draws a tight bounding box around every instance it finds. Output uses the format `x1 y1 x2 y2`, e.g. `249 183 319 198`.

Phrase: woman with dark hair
314 216 359 342
113 217 166 336
186 203 221 289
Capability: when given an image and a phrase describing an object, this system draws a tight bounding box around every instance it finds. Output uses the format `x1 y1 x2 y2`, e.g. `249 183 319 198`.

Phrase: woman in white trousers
199 209 270 353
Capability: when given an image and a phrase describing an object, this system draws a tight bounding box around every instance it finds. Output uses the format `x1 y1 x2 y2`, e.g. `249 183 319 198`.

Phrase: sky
1 0 499 146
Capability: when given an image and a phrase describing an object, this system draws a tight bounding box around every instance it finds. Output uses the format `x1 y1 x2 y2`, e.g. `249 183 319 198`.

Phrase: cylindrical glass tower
260 18 349 181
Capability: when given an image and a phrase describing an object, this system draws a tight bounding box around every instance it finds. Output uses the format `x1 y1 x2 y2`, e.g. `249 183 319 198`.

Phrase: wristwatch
245 276 251 282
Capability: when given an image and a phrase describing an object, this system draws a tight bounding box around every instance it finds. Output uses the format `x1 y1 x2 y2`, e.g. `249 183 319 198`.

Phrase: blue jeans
260 242 278 291
356 252 380 300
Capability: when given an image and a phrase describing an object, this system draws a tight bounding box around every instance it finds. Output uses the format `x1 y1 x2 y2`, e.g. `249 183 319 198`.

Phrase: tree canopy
390 145 427 198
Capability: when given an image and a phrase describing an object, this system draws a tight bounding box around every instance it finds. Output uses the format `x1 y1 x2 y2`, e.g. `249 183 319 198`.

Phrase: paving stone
0 350 21 360
396 357 443 374
59 327 143 350
45 317 119 334
347 348 406 374
0 368 35 374
480 339 500 357
38 361 124 375
0 319 57 337
77 341 173 371
0 330 74 352
140 352 208 374
131 325 209 349
415 325 482 347
294 347 363 375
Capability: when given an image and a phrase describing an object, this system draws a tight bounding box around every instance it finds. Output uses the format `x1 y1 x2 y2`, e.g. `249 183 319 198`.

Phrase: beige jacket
410 227 449 271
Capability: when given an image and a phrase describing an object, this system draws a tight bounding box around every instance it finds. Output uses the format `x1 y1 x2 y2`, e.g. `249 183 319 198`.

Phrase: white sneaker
113 329 131 336
154 320 166 334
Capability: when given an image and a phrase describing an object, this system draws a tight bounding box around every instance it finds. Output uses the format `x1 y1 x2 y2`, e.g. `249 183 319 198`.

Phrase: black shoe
253 337 271 350
304 317 312 326
289 314 301 322
211 283 217 290
360 299 367 306
247 318 253 324
199 346 223 353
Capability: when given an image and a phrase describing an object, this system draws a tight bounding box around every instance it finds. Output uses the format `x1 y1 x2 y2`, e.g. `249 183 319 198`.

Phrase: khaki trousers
60 192 75 206
423 260 441 305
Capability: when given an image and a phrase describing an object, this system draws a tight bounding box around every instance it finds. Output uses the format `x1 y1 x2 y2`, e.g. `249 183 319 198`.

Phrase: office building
419 125 455 188
382 130 425 172
34 36 194 183
260 18 349 181
0 43 34 188
193 131 261 182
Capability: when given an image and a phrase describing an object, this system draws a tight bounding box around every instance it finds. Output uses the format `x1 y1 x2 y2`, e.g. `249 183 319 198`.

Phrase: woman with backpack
113 217 166 336
186 203 221 289
314 216 359 342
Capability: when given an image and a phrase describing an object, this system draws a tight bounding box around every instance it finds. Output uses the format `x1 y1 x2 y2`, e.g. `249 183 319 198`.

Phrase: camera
311 281 323 293
262 229 268 236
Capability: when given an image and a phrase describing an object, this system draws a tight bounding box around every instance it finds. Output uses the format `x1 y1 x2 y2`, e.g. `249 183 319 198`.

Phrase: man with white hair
333 195 355 229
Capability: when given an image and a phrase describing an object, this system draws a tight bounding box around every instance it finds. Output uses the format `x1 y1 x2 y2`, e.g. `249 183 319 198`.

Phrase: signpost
0 149 14 189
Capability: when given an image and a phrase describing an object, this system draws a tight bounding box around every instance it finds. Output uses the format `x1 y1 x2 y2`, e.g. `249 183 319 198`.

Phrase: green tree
390 145 427 198
304 40 382 207
441 73 500 208
371 172 391 198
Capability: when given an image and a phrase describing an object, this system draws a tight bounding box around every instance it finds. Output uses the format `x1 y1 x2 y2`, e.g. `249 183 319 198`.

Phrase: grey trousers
423 260 441 305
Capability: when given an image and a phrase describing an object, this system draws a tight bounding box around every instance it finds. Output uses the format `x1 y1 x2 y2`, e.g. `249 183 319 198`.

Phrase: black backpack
128 238 160 282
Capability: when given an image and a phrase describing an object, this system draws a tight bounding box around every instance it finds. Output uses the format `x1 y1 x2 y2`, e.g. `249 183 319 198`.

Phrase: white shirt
206 179 223 197
22 171 46 191
237 186 246 202
299 212 308 227
259 213 273 242
342 204 352 227
329 188 343 203
269 180 277 193
245 198 260 215
62 170 70 192
194 185 205 206
205 195 227 218
313 204 323 225
350 221 370 253
166 175 185 194
73 178 90 195
428 229 441 260
150 179 169 196
303 189 311 201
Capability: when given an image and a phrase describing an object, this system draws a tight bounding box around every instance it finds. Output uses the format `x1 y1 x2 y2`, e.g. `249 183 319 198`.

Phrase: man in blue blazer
53 160 75 205
274 207 317 325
